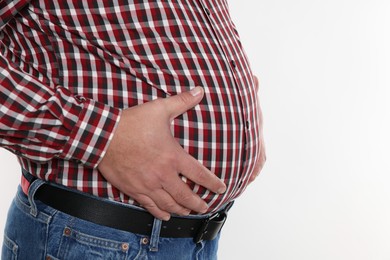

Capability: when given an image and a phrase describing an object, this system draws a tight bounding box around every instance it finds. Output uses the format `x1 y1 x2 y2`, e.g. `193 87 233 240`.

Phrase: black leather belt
31 179 233 243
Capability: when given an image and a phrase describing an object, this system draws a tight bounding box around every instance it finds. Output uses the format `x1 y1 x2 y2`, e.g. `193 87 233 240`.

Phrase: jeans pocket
1 234 18 260
57 226 139 260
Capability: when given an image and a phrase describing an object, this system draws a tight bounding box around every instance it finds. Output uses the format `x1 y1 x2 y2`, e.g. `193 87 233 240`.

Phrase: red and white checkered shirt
0 0 261 213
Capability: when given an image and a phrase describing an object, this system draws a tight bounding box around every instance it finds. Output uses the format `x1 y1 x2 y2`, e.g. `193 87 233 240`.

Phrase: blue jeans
2 180 220 260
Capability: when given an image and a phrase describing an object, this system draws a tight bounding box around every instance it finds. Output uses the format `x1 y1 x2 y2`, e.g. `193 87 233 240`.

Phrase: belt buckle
193 201 234 244
194 212 227 244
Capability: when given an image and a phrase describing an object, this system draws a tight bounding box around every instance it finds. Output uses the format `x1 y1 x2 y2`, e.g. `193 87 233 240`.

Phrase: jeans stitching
3 234 19 257
65 227 129 251
14 188 53 225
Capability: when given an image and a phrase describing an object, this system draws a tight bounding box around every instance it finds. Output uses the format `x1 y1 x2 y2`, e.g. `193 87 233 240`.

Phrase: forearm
0 53 121 168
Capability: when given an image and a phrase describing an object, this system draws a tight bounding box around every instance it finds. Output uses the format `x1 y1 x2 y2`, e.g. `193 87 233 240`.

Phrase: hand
249 75 266 183
98 87 226 221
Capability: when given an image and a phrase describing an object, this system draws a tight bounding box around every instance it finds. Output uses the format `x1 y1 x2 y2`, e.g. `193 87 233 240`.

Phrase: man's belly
19 0 261 212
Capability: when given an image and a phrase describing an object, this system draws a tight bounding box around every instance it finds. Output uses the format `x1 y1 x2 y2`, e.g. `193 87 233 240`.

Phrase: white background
1 0 390 259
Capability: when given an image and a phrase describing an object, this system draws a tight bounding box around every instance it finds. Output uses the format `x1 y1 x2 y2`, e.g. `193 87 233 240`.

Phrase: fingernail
190 86 202 96
182 210 191 216
163 215 171 221
218 185 226 194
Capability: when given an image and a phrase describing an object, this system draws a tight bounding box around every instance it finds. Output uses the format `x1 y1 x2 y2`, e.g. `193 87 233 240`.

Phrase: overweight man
0 0 266 259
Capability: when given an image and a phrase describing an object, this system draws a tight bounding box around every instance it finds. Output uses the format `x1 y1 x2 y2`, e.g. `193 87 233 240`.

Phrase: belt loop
149 218 162 252
27 179 45 217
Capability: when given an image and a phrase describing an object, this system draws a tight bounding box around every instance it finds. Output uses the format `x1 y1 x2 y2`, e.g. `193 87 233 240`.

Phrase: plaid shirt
0 0 261 213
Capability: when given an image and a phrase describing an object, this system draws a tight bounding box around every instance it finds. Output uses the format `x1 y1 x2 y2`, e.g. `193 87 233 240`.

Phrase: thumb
164 86 204 119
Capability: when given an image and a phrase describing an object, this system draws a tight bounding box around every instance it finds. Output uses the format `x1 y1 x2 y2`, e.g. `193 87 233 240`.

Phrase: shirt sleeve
0 0 31 29
0 54 121 168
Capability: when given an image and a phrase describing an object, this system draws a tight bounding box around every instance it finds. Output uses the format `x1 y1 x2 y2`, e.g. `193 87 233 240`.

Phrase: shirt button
230 60 237 69
74 159 82 164
204 8 211 16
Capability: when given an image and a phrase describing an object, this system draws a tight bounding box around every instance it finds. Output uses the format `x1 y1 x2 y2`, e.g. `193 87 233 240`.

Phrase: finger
177 151 226 194
249 135 266 183
163 86 204 119
253 75 259 92
162 177 209 214
249 158 263 183
149 189 192 216
134 194 172 221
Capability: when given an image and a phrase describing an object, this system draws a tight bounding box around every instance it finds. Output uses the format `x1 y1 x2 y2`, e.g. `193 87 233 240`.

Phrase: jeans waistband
22 169 234 244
